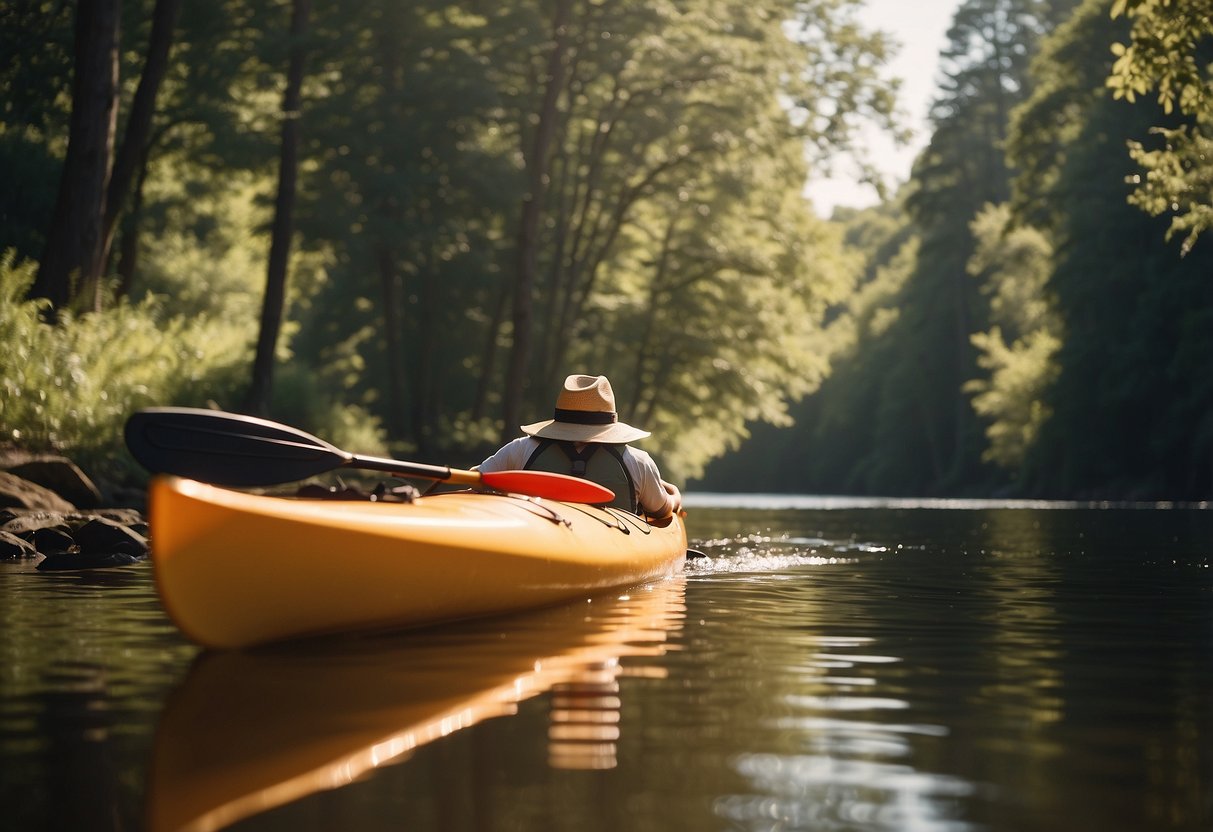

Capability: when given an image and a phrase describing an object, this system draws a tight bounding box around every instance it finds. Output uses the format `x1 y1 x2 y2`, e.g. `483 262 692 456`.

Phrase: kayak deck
149 477 687 648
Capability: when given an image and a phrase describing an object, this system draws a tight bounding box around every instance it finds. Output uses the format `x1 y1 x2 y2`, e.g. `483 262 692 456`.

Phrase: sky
804 0 963 216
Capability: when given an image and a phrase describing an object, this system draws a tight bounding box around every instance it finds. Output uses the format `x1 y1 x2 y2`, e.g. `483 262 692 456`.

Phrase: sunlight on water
689 588 982 832
718 753 978 832
1 502 1210 831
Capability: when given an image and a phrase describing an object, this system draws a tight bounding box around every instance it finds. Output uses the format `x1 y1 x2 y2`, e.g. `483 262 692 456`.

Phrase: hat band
553 408 617 425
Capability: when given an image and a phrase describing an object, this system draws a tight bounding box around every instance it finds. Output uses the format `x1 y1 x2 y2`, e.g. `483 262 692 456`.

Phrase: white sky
804 0 962 216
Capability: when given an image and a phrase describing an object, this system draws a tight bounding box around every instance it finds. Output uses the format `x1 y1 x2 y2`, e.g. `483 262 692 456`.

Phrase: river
1 495 1210 831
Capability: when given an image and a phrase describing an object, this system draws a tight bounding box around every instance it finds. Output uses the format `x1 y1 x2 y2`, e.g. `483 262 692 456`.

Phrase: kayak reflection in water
145 579 687 831
479 374 683 518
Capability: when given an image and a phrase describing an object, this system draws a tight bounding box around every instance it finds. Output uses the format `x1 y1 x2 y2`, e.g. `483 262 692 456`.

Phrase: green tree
1009 0 1213 498
246 0 310 416
30 0 121 311
0 0 912 482
0 1 75 264
963 203 1060 472
491 0 905 448
700 0 1076 496
864 0 1065 493
1107 0 1213 253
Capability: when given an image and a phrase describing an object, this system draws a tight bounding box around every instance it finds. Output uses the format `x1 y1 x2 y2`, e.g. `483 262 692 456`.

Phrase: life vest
524 439 638 513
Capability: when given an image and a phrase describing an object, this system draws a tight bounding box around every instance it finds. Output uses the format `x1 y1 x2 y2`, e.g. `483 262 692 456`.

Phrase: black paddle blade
124 407 348 487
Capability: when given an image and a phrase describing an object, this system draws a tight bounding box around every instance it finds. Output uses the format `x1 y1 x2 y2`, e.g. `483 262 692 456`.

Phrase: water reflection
688 572 978 831
146 577 685 831
685 507 1213 832
547 661 622 770
2 504 1210 831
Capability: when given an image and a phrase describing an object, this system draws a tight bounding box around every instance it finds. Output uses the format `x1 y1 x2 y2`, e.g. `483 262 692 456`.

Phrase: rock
73 517 147 556
0 505 149 567
0 530 36 559
5 456 102 508
1 512 71 540
0 452 150 569
0 472 75 512
89 508 146 528
32 526 76 554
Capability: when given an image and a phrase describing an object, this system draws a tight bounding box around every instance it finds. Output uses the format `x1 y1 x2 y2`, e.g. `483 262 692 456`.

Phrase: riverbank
0 450 148 569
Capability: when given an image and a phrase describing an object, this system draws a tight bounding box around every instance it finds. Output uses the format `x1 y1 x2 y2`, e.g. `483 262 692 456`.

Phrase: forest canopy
1 0 1209 500
696 0 1212 501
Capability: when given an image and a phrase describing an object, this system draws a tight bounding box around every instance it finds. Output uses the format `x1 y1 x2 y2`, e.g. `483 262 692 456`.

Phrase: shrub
0 249 253 482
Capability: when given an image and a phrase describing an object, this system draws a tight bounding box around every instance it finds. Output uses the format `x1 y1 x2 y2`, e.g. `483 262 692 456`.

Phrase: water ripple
718 752 979 832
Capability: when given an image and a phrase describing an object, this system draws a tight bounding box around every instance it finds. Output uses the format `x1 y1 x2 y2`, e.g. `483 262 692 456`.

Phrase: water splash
686 531 904 575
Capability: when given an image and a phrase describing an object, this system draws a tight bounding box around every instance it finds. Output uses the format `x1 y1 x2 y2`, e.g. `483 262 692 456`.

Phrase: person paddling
478 374 683 518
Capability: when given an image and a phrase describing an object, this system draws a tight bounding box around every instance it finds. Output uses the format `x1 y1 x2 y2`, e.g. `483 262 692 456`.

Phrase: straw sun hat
521 374 651 444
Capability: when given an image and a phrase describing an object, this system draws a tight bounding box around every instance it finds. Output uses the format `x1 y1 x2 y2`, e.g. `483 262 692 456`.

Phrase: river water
1 495 1210 831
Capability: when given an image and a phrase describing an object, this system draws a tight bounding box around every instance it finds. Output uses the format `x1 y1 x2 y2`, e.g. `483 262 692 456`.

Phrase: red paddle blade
479 470 614 503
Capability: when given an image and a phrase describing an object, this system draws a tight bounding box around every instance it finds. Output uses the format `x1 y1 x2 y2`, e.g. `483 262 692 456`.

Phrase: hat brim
520 419 651 444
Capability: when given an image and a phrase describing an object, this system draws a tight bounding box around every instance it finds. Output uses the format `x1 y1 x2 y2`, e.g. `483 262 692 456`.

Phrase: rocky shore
0 452 148 570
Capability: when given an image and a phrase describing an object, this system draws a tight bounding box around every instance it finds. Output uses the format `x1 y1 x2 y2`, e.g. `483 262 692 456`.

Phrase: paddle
123 407 615 503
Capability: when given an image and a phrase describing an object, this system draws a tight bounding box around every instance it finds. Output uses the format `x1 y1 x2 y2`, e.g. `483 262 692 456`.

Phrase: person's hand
660 480 683 517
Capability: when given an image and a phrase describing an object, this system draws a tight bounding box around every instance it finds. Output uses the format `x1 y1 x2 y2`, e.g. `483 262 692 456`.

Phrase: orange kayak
148 476 687 648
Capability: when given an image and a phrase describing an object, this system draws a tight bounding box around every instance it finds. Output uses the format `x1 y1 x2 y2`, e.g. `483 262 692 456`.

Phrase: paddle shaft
345 454 488 488
346 453 460 482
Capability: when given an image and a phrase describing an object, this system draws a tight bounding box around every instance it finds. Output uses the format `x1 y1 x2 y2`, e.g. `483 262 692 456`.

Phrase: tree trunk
31 0 120 313
471 281 509 422
499 0 572 441
113 141 152 297
378 246 410 438
246 0 310 416
102 0 182 272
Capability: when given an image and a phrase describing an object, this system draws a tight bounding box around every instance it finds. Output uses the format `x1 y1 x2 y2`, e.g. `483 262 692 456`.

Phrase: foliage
10 0 1209 499
1 0 910 484
0 249 252 481
1107 0 1213 252
963 203 1060 471
841 0 1066 493
1123 124 1213 254
1007 0 1213 499
966 327 1061 470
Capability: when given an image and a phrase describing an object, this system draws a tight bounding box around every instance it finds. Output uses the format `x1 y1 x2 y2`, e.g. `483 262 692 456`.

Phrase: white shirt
479 436 670 515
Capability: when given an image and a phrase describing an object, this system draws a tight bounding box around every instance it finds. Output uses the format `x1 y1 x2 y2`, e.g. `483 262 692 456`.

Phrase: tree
873 0 1063 492
963 204 1060 472
0 1 75 264
490 0 903 451
1009 0 1213 498
31 0 121 312
1107 0 1213 253
246 0 311 416
499 0 573 438
102 0 183 281
26 0 183 313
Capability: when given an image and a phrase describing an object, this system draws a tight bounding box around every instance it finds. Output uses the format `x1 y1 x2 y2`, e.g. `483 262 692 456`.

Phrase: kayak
147 579 685 831
148 476 687 648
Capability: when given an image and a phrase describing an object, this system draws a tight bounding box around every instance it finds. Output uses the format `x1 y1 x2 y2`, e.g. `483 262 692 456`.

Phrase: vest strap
525 439 638 513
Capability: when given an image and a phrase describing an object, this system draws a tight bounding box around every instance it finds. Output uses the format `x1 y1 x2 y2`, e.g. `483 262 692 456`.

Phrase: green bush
0 249 254 482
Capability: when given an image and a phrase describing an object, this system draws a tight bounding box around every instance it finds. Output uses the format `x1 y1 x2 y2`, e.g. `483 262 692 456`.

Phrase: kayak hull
148 477 687 648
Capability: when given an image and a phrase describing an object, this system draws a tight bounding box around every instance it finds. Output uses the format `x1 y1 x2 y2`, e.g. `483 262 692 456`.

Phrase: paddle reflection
146 577 686 832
